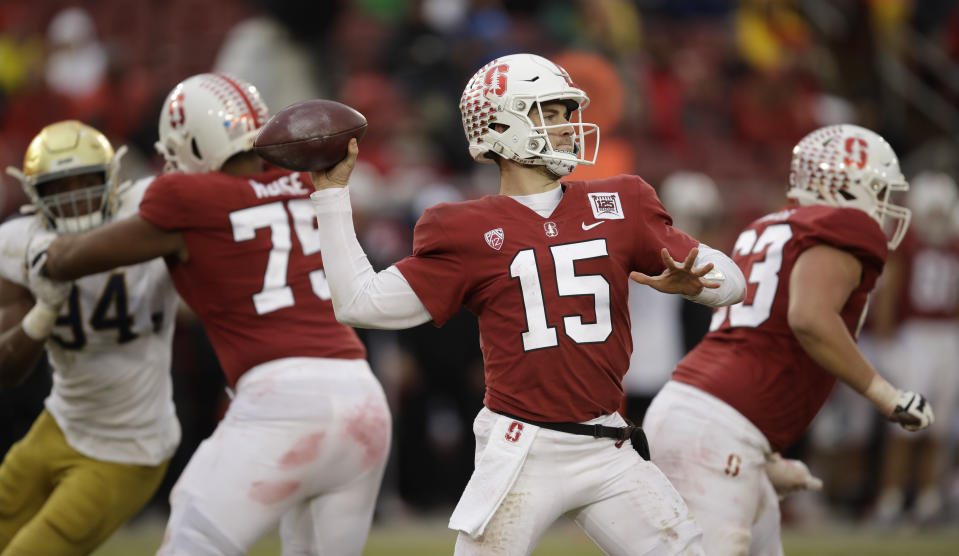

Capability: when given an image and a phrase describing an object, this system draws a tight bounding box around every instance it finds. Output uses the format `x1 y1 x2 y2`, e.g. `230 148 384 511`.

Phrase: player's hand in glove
889 390 934 432
26 230 70 309
764 453 823 500
20 230 71 341
865 376 934 432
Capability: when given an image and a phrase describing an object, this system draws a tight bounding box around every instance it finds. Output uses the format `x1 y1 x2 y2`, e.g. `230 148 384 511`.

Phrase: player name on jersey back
249 173 311 199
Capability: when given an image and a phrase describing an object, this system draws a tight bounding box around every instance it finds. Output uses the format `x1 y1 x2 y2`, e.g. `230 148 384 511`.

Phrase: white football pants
157 357 390 556
644 381 782 556
453 407 704 555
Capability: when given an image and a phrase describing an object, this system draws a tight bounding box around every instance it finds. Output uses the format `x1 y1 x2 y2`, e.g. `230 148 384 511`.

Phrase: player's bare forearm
791 309 877 393
0 293 45 390
46 216 185 281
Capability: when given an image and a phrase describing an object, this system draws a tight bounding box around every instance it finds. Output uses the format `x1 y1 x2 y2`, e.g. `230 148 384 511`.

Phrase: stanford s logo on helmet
460 53 600 177
787 124 911 249
155 73 269 173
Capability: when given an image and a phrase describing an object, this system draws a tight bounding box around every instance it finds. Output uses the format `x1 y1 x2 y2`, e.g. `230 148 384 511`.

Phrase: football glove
26 231 70 308
889 391 934 432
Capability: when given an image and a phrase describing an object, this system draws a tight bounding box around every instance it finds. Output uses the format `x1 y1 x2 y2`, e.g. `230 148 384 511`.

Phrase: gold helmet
5 120 126 233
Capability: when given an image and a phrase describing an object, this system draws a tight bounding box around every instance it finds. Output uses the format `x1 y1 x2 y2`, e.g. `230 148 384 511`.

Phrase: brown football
253 99 367 172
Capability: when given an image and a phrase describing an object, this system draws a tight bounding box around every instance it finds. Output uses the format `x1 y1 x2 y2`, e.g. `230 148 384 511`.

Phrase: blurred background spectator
1 0 957 535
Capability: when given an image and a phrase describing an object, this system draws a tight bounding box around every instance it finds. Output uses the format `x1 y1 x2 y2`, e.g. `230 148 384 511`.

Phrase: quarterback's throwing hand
26 231 70 308
310 138 359 191
889 391 934 432
630 247 720 297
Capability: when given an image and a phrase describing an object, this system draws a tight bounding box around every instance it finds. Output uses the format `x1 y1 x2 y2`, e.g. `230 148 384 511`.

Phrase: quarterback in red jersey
36 74 389 556
310 53 746 555
642 124 935 554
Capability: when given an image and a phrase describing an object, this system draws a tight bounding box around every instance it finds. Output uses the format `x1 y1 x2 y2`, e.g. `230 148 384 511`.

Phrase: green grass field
94 518 959 555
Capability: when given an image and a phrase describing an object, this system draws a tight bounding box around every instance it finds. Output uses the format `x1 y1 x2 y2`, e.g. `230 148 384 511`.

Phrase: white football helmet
788 124 911 249
459 53 599 177
155 73 269 173
5 120 125 233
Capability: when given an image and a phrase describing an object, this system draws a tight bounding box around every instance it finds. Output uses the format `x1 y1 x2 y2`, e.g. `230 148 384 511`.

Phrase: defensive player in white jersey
0 121 180 555
310 53 748 555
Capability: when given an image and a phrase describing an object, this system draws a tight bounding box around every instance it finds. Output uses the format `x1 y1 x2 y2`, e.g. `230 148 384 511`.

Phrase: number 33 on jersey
708 206 887 337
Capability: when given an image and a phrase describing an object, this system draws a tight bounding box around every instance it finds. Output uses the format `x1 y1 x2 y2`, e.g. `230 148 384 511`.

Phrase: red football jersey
139 169 366 387
895 230 959 322
673 205 887 451
394 175 699 422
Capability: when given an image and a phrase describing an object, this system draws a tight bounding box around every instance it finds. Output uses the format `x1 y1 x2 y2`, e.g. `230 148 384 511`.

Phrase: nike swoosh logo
581 221 605 230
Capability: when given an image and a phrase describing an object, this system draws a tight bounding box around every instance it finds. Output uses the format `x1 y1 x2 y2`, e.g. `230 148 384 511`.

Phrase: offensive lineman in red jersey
642 124 936 555
310 53 746 555
33 74 390 556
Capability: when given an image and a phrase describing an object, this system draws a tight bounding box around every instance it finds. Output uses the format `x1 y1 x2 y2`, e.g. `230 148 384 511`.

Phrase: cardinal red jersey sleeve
796 207 888 273
393 206 469 327
139 174 202 230
630 177 700 275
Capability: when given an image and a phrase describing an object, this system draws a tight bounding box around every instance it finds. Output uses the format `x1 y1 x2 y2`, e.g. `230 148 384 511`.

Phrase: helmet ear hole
191 138 202 160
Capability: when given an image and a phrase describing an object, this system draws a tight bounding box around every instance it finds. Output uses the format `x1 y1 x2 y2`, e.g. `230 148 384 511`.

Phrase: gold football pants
0 410 169 555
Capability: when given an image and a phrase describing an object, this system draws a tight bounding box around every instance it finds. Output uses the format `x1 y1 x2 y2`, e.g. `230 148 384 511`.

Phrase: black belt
495 411 650 460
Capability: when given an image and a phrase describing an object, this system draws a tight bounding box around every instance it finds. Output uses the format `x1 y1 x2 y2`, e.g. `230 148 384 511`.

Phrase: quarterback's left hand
630 247 720 297
26 231 70 308
765 453 823 500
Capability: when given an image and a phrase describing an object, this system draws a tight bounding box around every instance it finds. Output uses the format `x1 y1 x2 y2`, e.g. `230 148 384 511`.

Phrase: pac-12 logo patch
544 221 559 237
587 192 625 220
484 228 504 250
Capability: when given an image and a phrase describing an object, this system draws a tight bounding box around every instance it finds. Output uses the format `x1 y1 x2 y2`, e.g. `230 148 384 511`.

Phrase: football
253 99 367 172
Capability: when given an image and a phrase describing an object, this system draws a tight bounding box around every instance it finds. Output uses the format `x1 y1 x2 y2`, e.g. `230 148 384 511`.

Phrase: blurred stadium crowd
1 0 958 535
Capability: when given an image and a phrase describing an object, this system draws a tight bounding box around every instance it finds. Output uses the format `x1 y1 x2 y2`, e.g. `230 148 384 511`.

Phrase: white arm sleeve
683 243 746 307
310 187 433 329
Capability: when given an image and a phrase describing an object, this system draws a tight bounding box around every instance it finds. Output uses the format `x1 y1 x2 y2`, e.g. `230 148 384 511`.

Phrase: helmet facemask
787 124 911 250
461 54 600 177
5 120 125 234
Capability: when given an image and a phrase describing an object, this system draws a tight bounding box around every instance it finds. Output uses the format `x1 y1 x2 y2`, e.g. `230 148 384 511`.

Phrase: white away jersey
0 177 181 465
